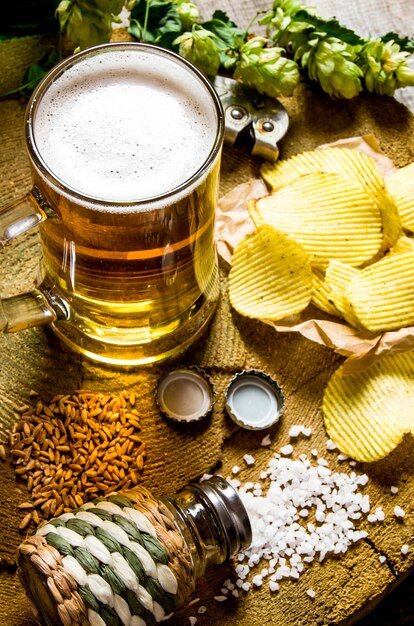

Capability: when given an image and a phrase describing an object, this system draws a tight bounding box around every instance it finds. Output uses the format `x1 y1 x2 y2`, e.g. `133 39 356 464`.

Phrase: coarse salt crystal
232 466 241 475
243 455 255 466
311 449 318 457
326 440 337 451
394 506 405 518
379 555 386 563
306 589 316 599
288 425 304 438
200 474 212 482
337 454 348 461
401 544 410 555
189 617 197 625
214 596 228 602
232 589 239 597
222 442 385 600
360 495 370 513
261 435 272 447
390 486 399 495
198 606 207 614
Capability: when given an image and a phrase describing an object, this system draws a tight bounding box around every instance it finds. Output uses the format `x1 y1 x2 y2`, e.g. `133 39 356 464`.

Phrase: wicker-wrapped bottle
17 476 252 626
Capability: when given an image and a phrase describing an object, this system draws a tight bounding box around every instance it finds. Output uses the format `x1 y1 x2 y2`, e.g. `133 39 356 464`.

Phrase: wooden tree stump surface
1 4 414 624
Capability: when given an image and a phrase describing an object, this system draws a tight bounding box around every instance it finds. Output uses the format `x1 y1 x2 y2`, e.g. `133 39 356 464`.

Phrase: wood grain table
1 1 414 625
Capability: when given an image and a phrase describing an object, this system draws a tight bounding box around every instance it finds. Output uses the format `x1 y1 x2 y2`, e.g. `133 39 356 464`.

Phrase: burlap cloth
1 2 414 624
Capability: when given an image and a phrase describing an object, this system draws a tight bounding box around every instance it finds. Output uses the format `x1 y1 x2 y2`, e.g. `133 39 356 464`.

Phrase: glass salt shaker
17 476 252 626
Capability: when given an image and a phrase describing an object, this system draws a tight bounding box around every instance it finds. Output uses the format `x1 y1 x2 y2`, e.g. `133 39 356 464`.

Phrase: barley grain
19 513 32 530
10 390 147 530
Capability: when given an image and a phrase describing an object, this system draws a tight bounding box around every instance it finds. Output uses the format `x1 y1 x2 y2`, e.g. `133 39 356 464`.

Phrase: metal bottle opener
213 75 290 162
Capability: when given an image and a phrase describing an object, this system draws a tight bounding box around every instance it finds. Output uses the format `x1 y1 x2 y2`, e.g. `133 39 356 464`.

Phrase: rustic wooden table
1 1 414 625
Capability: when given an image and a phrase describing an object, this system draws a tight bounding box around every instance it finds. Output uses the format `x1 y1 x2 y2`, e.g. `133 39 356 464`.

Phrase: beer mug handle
0 193 60 333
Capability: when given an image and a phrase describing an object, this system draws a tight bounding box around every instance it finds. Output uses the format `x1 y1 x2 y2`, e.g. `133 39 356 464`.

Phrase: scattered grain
19 512 32 530
10 390 147 530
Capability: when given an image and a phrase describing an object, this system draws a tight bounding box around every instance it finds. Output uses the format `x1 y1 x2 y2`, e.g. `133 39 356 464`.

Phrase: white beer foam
33 49 219 205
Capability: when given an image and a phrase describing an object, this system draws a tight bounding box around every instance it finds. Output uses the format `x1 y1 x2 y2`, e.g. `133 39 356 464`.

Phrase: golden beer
25 43 224 365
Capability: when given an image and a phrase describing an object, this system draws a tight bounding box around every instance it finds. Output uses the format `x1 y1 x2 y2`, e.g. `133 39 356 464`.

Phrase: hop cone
358 39 414 96
175 26 221 76
261 0 311 48
262 0 364 98
233 36 300 98
305 37 363 99
56 0 124 50
174 0 200 32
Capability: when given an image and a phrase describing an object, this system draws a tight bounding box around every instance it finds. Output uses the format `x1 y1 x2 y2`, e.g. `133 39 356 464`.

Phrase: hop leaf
358 38 414 96
233 36 300 98
174 25 221 76
128 0 182 48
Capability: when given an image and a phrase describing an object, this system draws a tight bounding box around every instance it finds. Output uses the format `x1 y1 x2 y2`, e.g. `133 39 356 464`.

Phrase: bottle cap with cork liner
157 367 214 423
225 370 284 430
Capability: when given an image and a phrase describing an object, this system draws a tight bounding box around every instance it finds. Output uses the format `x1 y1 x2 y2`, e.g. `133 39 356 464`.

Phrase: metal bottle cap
225 370 284 430
157 367 214 423
191 476 252 557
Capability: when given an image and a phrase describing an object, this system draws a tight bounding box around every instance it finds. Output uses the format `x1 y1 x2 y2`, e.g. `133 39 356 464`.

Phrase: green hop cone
56 0 124 50
233 36 300 98
305 37 363 98
358 39 414 96
174 26 221 76
174 0 200 31
261 0 311 47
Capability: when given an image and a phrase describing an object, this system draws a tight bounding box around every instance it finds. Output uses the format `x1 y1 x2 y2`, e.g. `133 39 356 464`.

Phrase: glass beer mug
0 43 224 366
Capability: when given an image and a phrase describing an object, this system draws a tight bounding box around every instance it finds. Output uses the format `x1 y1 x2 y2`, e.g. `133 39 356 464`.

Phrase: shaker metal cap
193 476 252 556
157 367 214 423
225 370 284 430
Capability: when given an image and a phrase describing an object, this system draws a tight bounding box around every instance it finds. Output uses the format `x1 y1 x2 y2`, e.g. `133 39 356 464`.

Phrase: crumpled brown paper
216 135 414 375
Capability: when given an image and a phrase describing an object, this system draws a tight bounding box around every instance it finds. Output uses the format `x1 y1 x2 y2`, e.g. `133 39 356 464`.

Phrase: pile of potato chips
228 147 414 333
228 146 414 462
322 350 414 462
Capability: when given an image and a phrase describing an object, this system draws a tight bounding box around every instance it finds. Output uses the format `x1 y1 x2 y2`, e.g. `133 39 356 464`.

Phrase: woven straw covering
17 488 194 626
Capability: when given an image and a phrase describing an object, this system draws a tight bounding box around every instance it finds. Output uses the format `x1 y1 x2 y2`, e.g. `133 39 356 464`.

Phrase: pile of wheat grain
9 390 146 530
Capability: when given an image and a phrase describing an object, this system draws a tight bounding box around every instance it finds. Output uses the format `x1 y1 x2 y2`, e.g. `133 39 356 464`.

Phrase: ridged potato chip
229 224 312 321
346 250 414 331
325 260 361 328
311 268 341 317
386 162 414 233
249 172 383 269
261 146 401 253
388 235 414 256
323 351 414 462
